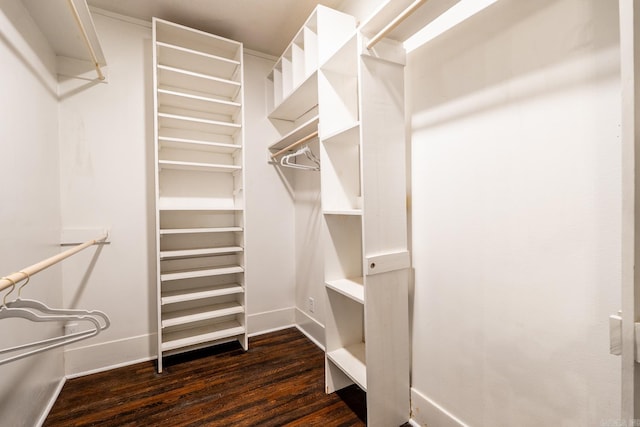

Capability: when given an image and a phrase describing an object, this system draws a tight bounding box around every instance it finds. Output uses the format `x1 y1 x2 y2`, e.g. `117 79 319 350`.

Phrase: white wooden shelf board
161 283 244 305
160 246 244 259
158 65 240 99
160 227 243 235
268 115 319 152
322 121 360 144
158 160 241 173
161 265 244 282
158 136 241 154
157 41 240 80
158 198 242 211
161 320 245 352
323 209 362 216
158 113 241 136
325 277 364 304
327 342 367 391
269 71 318 121
161 301 244 328
158 89 241 118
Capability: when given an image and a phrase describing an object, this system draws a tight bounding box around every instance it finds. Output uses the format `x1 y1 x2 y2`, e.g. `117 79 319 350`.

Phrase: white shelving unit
320 28 411 427
266 6 356 163
153 18 247 372
263 6 410 425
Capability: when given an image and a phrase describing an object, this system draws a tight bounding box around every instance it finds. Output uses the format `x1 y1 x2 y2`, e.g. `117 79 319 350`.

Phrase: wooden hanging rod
67 0 105 81
271 131 319 159
0 234 108 293
367 0 430 49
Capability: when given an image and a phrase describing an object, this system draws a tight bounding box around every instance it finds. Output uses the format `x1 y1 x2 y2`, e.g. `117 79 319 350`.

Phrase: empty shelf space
323 209 362 216
158 160 241 173
161 283 244 305
160 246 244 259
322 122 360 144
158 89 241 118
158 198 243 211
327 342 367 391
158 136 241 153
161 265 244 282
158 65 241 99
269 71 318 121
160 226 243 235
268 115 319 152
161 320 245 352
161 301 244 329
158 113 241 136
326 277 364 304
157 41 240 80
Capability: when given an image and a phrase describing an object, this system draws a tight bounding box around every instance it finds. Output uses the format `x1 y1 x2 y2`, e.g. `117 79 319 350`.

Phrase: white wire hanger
280 145 320 171
0 273 110 366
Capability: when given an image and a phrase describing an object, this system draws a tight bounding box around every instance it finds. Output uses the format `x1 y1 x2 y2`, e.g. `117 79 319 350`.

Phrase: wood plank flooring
45 328 367 426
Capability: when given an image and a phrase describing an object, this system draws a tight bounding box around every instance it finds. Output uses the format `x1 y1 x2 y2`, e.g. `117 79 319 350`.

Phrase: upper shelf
268 116 319 152
23 0 107 81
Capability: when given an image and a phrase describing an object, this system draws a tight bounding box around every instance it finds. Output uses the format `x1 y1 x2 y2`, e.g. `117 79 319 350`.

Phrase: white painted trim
64 333 154 378
35 377 66 427
294 308 325 351
244 48 277 61
65 355 155 380
410 387 469 427
247 324 295 338
247 306 296 336
407 419 421 427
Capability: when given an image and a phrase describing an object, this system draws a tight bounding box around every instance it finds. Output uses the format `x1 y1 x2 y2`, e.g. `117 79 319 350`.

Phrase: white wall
407 0 621 425
243 52 297 335
0 0 63 425
57 11 297 376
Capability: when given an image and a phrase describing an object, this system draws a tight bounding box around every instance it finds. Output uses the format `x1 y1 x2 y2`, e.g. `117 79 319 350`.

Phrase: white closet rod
67 0 105 81
0 234 108 293
367 0 430 49
271 131 319 159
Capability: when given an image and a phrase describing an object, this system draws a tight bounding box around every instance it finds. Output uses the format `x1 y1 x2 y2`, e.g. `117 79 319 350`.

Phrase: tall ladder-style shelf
152 18 247 372
320 31 410 427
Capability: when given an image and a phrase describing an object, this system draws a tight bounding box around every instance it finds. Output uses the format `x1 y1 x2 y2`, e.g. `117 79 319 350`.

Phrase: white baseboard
64 333 154 378
294 308 325 350
247 307 296 336
408 419 422 427
36 377 66 427
411 387 469 427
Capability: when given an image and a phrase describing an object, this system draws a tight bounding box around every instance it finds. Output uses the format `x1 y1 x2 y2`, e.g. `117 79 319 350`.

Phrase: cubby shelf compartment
158 160 241 174
161 301 244 328
157 41 240 80
327 343 367 391
158 89 241 118
325 277 364 304
322 122 360 144
161 283 244 305
160 226 243 235
161 265 244 282
268 115 319 153
158 65 240 100
158 113 240 136
161 320 245 352
158 136 240 154
268 71 318 121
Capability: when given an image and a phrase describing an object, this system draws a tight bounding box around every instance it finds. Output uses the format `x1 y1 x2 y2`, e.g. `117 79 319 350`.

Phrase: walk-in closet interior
0 0 635 425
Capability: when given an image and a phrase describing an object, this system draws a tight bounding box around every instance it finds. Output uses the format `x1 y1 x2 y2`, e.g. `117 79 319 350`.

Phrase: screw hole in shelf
370 262 376 269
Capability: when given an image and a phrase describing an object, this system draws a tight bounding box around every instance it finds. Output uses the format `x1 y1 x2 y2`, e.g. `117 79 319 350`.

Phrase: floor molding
36 377 66 427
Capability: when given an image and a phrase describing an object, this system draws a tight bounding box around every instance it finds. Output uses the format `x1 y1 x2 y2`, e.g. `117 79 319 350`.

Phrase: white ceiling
86 0 344 57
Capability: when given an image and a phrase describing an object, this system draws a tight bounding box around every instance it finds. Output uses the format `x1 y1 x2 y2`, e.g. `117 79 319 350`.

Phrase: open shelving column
320 31 411 427
153 18 247 372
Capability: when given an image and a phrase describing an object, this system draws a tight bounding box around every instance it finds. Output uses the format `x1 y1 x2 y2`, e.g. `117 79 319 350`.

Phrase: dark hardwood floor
45 328 367 426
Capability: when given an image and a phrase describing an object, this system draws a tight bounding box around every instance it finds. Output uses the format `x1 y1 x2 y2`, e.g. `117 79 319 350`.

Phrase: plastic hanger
280 145 320 171
0 276 102 366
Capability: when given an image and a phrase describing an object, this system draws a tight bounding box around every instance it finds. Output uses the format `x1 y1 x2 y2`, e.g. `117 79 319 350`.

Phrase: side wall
0 0 63 425
408 0 621 425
